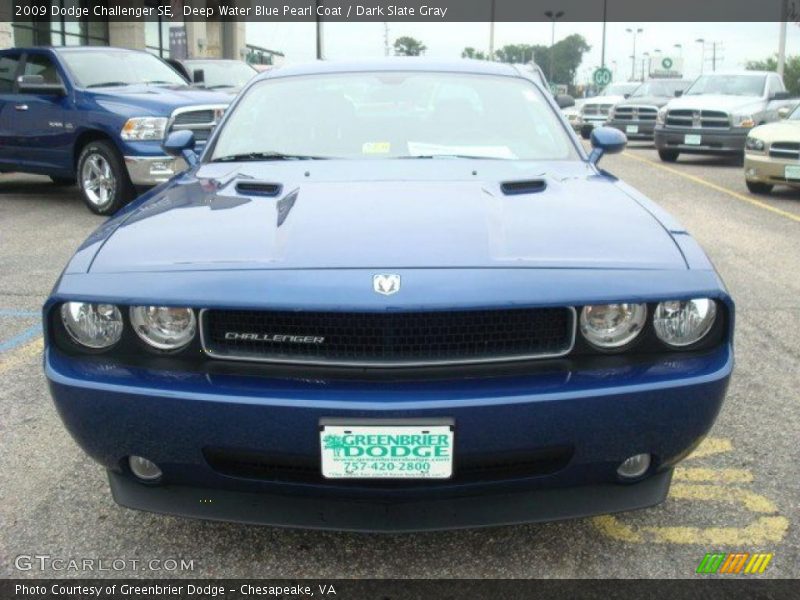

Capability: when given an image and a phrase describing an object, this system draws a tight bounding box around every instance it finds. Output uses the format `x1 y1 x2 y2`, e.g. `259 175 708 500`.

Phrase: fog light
617 453 651 479
129 456 162 481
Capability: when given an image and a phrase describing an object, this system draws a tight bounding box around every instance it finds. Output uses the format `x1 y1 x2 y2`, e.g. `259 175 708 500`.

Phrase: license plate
785 165 800 180
320 423 454 479
626 124 639 134
684 134 702 145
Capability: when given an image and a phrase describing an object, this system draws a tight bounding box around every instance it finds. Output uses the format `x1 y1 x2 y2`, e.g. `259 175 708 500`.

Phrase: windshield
59 50 187 88
630 80 688 97
184 60 256 89
685 74 766 97
210 72 577 161
600 83 639 97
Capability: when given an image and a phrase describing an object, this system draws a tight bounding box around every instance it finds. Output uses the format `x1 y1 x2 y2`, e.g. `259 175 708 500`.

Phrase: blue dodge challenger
44 59 733 531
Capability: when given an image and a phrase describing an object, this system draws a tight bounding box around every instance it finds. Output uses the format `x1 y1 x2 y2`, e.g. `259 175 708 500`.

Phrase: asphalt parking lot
0 144 797 579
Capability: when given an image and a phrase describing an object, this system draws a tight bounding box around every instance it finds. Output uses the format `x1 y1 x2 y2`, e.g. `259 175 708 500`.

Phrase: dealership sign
650 56 684 78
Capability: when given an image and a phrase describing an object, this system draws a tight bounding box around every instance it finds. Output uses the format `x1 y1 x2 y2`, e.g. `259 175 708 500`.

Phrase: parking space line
0 337 43 374
622 151 800 224
673 467 753 484
0 323 43 353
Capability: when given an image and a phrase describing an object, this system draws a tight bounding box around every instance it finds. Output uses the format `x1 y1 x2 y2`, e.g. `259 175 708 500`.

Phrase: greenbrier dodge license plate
320 422 454 479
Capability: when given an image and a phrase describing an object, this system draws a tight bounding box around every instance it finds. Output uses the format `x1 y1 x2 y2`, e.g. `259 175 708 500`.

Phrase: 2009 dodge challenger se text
44 59 733 532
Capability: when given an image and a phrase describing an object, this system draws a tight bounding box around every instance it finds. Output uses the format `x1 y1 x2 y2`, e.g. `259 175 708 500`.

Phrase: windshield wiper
211 152 329 162
86 81 129 88
205 84 236 89
144 80 175 85
399 154 507 160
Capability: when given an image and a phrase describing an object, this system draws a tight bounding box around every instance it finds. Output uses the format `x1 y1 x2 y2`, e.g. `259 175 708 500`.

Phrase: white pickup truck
654 71 796 162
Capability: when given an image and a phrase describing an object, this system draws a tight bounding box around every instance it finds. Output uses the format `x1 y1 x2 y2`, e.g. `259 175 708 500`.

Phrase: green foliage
461 47 488 60
393 36 427 57
746 55 800 96
495 35 591 85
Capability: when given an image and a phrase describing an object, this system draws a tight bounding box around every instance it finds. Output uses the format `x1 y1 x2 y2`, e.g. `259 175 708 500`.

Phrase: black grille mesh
203 308 574 365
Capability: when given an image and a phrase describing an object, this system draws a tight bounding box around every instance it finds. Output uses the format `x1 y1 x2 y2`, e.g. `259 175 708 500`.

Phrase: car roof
261 58 524 80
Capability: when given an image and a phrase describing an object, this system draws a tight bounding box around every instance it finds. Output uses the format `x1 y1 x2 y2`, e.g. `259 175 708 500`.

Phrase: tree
394 36 427 57
494 35 590 86
461 47 488 60
747 55 800 97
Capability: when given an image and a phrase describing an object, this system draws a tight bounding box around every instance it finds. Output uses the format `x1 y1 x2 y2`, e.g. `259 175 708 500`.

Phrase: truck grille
200 307 576 366
769 142 800 160
582 103 614 116
168 105 228 143
613 105 658 121
665 109 730 129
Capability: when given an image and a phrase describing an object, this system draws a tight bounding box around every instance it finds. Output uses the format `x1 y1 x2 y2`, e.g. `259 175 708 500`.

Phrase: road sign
593 67 613 87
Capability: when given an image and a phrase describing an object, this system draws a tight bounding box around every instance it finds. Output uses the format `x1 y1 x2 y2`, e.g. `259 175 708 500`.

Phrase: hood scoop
500 179 547 195
236 181 283 197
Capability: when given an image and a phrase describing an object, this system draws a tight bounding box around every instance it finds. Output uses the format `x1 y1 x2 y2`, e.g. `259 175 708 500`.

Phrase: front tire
746 181 773 195
658 149 680 162
77 141 135 215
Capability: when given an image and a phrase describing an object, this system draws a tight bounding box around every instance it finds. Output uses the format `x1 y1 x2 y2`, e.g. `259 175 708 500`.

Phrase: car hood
91 84 231 113
616 95 671 108
87 161 687 273
749 120 800 142
583 95 626 106
665 94 763 113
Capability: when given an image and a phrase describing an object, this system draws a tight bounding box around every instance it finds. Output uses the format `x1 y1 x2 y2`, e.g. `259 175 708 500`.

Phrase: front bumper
607 119 656 139
46 341 732 531
654 127 748 154
744 152 800 187
124 155 188 186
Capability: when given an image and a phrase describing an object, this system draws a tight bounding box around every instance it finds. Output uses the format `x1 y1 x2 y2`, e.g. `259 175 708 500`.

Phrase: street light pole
626 27 643 81
544 10 564 83
696 38 705 74
600 0 607 68
674 43 682 57
641 52 650 82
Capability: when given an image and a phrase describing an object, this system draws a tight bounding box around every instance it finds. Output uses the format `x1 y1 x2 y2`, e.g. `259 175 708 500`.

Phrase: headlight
653 299 717 347
130 306 196 350
733 114 755 128
579 303 648 350
656 108 666 125
61 302 123 349
745 137 765 152
120 117 168 141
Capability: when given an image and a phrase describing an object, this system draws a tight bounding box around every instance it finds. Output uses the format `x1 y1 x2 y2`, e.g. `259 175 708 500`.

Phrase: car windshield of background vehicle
186 60 256 89
600 83 639 97
59 50 187 89
211 72 577 162
684 74 766 97
630 80 686 97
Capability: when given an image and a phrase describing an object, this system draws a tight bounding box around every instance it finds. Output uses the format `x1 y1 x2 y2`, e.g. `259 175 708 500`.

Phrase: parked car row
565 71 799 196
0 46 259 214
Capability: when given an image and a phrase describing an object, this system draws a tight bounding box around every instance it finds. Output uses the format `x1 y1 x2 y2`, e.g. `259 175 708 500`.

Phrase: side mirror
556 94 575 109
778 106 791 119
623 93 631 99
17 74 66 96
674 90 684 97
162 130 198 167
588 126 627 166
770 91 791 101
192 69 205 85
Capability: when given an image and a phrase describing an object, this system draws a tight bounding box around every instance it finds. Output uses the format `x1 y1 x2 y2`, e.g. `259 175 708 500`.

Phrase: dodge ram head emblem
373 274 401 295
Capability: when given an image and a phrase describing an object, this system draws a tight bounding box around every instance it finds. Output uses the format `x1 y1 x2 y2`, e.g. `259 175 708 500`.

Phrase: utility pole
627 27 643 81
315 0 324 59
488 0 495 60
600 0 607 68
544 10 565 82
778 0 788 78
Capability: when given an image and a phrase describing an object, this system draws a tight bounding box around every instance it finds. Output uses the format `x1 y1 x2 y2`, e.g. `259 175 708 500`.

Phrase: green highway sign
593 67 613 87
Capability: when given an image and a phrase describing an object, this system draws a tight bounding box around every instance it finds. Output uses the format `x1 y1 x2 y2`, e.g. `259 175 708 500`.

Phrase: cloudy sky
247 21 799 82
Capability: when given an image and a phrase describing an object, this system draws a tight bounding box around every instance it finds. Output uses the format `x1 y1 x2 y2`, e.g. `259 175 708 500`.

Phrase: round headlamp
653 299 717 347
745 137 765 152
579 303 647 350
60 302 123 349
130 306 196 350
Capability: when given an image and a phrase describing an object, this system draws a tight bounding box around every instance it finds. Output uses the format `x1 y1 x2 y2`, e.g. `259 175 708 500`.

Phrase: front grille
769 142 800 160
613 105 658 121
665 109 730 129
582 103 613 116
203 445 573 486
201 307 575 366
168 105 228 143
